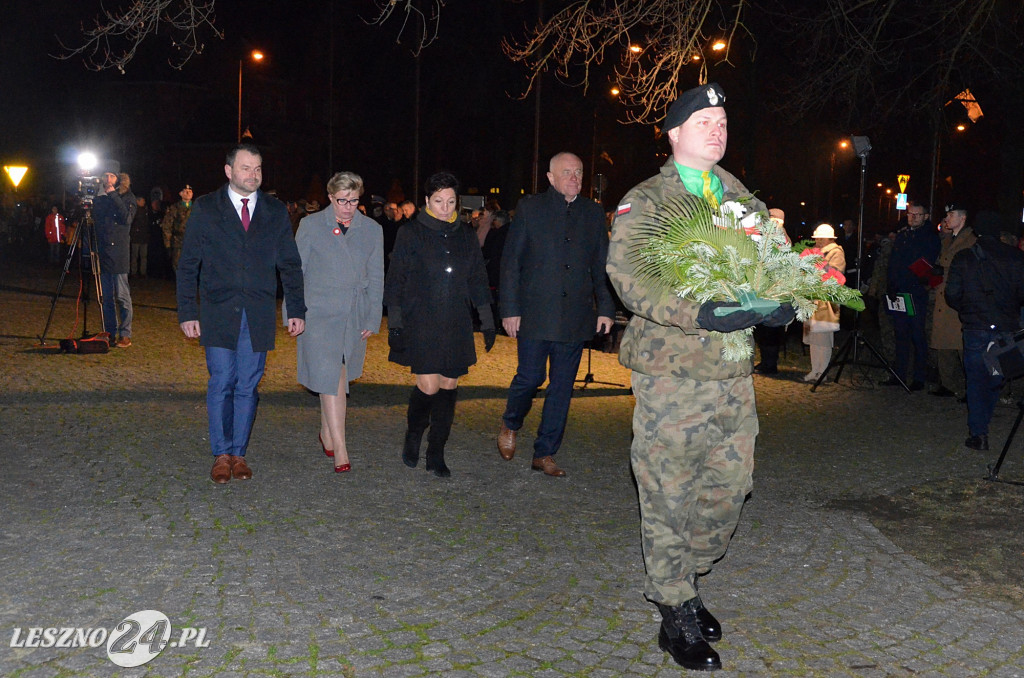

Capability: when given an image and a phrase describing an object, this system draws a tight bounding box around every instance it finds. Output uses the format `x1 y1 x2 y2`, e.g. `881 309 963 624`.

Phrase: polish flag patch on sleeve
616 203 631 216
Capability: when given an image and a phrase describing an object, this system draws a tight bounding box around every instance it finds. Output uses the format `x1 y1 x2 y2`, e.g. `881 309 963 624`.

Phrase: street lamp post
237 50 265 142
828 139 850 220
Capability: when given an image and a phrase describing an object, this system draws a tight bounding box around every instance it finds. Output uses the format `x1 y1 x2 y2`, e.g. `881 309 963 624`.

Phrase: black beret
944 201 968 215
663 83 726 131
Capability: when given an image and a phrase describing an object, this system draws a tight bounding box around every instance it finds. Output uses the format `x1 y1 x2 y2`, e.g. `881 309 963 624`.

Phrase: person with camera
91 163 134 348
945 211 1024 451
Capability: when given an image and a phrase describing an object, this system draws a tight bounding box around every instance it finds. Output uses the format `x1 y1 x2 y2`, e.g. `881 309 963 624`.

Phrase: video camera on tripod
37 157 121 349
74 174 104 206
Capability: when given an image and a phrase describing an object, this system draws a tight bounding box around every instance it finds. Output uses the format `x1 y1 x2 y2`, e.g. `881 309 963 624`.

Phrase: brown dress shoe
210 454 232 484
531 455 566 477
497 422 517 460
230 455 252 480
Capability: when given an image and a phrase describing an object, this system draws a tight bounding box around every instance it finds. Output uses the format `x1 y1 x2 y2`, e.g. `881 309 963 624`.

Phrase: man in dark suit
176 143 306 484
496 152 615 477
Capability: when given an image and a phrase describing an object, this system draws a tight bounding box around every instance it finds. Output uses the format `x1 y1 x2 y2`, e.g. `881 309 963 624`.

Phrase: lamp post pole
237 51 265 142
237 59 243 142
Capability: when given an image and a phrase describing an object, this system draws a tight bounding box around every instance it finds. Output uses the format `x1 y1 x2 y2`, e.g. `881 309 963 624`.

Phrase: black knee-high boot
425 387 456 477
402 386 433 468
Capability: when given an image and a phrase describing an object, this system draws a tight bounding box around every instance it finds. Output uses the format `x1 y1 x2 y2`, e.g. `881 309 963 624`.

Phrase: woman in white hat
802 223 846 381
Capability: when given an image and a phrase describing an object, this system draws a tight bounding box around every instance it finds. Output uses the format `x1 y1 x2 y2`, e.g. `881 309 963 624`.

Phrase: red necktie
241 198 250 231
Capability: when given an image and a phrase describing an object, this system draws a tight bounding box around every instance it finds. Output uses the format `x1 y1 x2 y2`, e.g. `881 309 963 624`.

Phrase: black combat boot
402 387 433 468
691 580 722 642
424 388 456 478
656 600 721 671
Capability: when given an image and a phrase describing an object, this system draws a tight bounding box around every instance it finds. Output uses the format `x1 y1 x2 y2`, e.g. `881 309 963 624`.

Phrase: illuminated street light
238 50 266 142
956 123 966 132
711 40 727 51
4 165 28 190
629 44 642 54
829 139 853 218
610 87 620 96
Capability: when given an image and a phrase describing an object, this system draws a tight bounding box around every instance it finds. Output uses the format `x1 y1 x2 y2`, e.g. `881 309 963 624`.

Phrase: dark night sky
1 1 1010 235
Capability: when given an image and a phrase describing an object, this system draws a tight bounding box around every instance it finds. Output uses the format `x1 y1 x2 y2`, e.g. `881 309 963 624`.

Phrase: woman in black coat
384 172 495 477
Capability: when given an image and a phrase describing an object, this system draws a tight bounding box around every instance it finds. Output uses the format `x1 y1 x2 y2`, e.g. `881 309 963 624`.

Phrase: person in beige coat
929 203 976 397
802 224 846 381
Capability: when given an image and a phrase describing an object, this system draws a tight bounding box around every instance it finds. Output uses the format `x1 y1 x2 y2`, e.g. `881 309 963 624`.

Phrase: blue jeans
205 311 267 456
502 338 584 458
963 329 1005 437
100 272 133 338
890 300 927 383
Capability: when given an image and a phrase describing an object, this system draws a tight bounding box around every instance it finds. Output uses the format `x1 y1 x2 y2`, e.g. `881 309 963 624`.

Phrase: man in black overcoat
497 152 615 477
176 143 306 484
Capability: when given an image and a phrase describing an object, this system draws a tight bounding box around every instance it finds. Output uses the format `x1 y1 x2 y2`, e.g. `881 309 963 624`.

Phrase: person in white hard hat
802 223 847 381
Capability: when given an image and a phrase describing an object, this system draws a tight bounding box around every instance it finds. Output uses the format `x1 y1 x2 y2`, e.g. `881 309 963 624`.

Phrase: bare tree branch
502 1 750 124
55 0 222 73
363 0 447 56
770 0 1024 127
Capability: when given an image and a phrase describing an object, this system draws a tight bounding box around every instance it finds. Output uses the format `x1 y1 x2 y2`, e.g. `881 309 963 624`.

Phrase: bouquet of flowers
628 195 865 361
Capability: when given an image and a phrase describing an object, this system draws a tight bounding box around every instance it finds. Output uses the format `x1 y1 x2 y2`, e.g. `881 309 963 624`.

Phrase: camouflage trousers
630 372 757 605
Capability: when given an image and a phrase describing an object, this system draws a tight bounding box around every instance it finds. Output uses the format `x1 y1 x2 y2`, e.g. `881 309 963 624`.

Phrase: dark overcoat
384 210 491 377
176 185 305 352
92 190 131 274
500 186 616 342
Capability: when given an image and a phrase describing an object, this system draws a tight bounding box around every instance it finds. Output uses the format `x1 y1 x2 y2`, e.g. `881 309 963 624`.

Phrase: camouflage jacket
607 160 765 380
161 201 192 249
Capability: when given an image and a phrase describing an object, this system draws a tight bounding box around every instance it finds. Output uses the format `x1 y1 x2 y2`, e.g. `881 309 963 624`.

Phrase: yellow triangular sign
897 174 909 193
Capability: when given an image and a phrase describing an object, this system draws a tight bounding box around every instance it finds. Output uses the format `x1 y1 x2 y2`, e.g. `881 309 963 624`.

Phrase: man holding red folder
883 200 940 389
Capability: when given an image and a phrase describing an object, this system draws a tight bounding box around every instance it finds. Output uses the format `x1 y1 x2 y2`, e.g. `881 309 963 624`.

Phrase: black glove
696 301 763 333
761 303 796 328
483 329 496 352
387 327 404 354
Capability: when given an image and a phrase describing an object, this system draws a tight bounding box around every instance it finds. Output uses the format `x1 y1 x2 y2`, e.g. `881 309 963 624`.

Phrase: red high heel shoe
334 462 351 473
319 433 334 458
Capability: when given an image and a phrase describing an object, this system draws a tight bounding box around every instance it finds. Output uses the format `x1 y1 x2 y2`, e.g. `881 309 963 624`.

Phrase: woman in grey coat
294 171 384 472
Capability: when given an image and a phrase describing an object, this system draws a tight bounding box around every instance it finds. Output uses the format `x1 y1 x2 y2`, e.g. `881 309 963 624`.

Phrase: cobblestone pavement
2 260 1023 677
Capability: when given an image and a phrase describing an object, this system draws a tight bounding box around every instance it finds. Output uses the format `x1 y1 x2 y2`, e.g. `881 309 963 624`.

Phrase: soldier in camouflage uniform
161 184 193 270
607 83 793 672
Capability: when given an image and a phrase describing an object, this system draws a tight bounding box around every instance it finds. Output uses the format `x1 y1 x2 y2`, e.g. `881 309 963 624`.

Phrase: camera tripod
810 136 908 393
574 334 625 390
38 207 105 345
985 398 1024 486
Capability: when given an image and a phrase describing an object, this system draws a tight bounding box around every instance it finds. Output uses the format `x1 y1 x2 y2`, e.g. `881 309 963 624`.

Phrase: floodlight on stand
852 136 871 158
77 152 98 173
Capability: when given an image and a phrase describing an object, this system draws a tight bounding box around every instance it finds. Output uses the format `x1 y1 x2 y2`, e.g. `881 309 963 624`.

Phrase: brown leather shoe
531 455 566 477
497 422 517 460
210 454 232 484
230 455 252 480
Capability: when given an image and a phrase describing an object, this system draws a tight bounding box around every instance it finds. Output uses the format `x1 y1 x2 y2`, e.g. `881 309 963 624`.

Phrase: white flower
740 212 761 231
719 201 747 219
